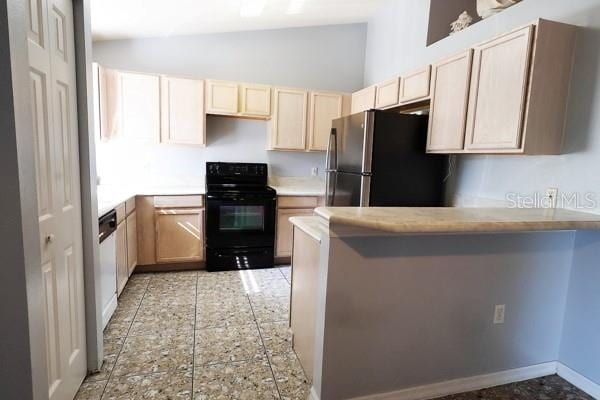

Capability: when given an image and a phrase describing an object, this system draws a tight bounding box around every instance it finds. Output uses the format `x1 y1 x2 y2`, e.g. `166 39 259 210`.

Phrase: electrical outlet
546 188 558 208
311 167 319 177
493 304 506 324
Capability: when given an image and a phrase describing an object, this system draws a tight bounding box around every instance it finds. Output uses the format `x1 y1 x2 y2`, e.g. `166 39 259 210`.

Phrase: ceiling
91 0 386 41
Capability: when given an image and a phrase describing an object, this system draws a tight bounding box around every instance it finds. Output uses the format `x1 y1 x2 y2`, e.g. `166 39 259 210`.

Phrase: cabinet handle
45 234 55 244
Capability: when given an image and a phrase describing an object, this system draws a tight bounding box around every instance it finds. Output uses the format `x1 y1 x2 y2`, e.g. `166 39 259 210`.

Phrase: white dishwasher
99 209 118 329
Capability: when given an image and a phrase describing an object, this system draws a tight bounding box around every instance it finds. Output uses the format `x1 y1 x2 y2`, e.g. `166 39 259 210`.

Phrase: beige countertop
289 216 328 242
97 178 325 216
314 207 600 235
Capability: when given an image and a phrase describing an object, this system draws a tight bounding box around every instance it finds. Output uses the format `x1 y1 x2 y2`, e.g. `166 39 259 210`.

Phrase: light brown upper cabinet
427 50 473 152
375 77 400 109
161 76 206 146
155 208 204 263
465 26 533 151
241 84 271 117
427 19 576 154
270 88 309 150
399 65 431 103
308 92 344 151
95 64 121 141
464 20 576 154
206 80 272 118
206 80 239 115
351 86 376 114
119 71 161 143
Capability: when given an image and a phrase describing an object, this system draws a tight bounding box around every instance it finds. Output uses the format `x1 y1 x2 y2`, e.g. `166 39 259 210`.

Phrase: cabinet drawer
154 195 203 208
125 196 136 214
278 196 319 209
116 202 126 224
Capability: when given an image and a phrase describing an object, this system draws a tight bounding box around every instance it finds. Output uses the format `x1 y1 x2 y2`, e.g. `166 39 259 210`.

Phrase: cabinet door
276 208 315 257
375 77 400 108
465 26 534 151
126 211 138 276
308 92 343 151
351 86 376 114
155 208 203 263
427 50 473 152
161 76 206 145
96 65 121 141
271 88 309 150
399 65 431 103
116 221 128 295
241 84 271 117
120 71 161 143
206 80 239 115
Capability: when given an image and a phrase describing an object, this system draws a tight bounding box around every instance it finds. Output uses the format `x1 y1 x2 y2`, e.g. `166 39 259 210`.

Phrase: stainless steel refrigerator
325 110 448 207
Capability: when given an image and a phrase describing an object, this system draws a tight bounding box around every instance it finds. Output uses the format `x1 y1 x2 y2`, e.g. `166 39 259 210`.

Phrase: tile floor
438 374 593 400
76 266 310 400
76 268 592 400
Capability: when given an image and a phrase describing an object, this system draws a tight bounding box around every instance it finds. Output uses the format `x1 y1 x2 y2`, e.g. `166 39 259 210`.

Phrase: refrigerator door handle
325 128 338 173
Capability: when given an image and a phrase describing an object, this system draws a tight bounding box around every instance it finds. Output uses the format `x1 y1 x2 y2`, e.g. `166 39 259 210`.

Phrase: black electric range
205 162 277 271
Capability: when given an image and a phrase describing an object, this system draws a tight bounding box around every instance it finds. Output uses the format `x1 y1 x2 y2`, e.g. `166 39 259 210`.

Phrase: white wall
364 0 600 212
93 24 367 183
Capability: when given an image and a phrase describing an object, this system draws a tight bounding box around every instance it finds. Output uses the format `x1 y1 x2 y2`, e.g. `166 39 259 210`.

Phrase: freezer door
332 111 375 174
330 172 371 206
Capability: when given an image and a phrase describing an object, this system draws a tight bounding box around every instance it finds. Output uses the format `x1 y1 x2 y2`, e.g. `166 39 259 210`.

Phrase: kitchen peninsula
289 207 600 400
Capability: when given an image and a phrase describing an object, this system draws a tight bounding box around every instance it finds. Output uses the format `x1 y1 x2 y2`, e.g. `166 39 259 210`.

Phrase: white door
26 0 87 399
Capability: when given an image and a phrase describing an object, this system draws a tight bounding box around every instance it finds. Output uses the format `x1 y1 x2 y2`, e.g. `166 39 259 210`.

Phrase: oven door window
219 205 265 231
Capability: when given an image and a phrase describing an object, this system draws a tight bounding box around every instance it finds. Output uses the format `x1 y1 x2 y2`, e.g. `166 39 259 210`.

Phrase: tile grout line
249 293 284 400
97 276 151 399
190 270 200 400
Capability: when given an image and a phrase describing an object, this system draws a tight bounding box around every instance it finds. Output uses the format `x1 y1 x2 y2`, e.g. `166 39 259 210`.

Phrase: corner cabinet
427 50 473 152
270 88 309 150
161 76 206 146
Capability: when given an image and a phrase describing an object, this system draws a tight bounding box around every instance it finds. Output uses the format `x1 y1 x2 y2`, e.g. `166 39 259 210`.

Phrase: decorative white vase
477 0 522 19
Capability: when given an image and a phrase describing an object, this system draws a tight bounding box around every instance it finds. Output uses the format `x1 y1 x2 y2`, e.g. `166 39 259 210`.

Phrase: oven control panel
207 162 267 177
206 162 268 185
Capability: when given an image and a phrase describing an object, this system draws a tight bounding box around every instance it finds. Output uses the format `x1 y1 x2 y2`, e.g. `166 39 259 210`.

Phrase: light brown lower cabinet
126 211 138 276
155 208 204 263
276 208 316 258
116 221 128 295
290 226 321 379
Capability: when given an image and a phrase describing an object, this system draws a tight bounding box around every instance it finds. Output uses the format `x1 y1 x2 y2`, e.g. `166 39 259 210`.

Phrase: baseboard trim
347 362 557 400
557 363 600 399
309 386 320 400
